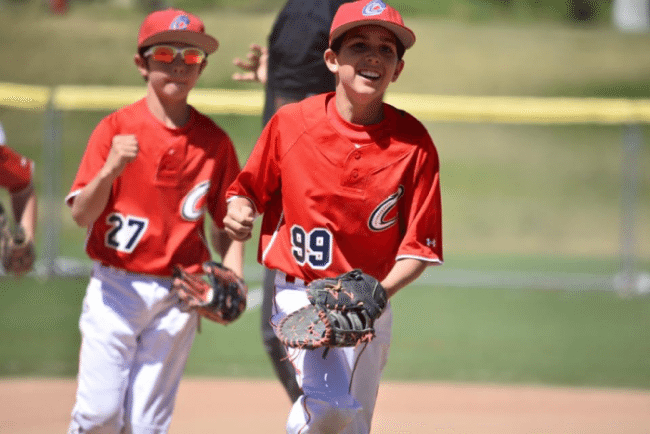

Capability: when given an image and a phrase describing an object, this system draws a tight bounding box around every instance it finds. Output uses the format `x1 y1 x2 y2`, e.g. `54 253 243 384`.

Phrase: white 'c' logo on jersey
368 185 404 232
181 180 210 221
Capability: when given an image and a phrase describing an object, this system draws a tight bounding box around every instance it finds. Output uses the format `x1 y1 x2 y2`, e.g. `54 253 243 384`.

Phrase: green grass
2 275 649 390
388 284 650 389
433 122 650 258
0 3 648 95
0 277 86 377
2 0 615 22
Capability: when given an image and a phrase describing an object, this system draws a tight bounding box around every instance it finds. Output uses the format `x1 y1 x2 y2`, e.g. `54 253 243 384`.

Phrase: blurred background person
0 120 37 275
231 0 352 403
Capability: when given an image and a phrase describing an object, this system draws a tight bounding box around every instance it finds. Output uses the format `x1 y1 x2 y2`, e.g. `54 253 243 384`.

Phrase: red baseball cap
329 0 415 50
137 8 219 54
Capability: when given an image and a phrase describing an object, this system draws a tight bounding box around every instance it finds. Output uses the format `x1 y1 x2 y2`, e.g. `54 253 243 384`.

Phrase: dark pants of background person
261 267 303 402
260 92 325 403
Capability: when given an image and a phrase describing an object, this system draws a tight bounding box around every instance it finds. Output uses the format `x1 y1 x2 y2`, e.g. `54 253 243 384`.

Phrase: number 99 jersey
227 93 443 283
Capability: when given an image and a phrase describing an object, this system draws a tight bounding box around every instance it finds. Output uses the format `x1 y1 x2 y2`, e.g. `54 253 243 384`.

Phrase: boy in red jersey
65 9 245 434
232 0 353 405
0 121 37 275
224 1 443 432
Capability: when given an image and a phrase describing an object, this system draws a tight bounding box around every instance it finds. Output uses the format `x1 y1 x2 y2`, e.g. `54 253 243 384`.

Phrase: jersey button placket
353 151 362 179
156 141 185 186
344 150 363 186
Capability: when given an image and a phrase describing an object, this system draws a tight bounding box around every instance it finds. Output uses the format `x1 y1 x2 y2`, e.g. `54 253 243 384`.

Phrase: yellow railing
3 82 650 124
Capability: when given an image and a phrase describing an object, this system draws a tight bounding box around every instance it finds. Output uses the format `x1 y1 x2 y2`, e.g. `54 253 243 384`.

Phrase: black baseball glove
277 269 387 349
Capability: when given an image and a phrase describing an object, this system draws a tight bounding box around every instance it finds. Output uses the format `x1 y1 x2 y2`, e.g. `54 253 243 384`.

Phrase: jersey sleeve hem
226 195 260 218
395 254 443 266
64 189 81 207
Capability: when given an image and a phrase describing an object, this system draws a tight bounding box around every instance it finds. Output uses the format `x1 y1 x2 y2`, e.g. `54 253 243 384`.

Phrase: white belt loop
274 271 287 286
274 270 307 287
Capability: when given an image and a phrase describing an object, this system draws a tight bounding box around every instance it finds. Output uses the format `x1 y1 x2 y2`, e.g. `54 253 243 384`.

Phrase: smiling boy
224 1 443 432
66 9 245 434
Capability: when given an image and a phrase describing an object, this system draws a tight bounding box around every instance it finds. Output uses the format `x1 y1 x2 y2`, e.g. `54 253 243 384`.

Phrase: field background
1 1 650 431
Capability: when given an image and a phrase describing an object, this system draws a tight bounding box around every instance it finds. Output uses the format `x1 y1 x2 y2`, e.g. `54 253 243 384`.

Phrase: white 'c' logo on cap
363 0 386 16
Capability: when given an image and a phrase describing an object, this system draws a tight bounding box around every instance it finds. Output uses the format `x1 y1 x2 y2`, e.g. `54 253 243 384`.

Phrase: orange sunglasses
143 45 206 65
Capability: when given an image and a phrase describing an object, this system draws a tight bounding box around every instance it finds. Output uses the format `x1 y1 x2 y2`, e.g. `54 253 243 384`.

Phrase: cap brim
331 21 415 50
140 30 219 54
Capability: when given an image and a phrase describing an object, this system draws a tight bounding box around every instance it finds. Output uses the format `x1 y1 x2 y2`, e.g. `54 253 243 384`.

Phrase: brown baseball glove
171 261 247 325
276 269 387 350
0 203 35 276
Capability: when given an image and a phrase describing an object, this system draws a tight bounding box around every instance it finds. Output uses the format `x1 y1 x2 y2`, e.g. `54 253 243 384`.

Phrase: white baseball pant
68 263 197 434
272 271 392 434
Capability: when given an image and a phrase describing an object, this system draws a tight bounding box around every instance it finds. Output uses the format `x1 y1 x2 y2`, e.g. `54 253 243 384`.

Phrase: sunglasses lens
147 46 205 65
183 49 205 65
152 46 175 63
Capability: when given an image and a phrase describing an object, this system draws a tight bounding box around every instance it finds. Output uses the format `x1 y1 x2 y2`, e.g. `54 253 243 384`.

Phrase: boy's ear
324 48 339 73
134 54 149 80
391 59 405 83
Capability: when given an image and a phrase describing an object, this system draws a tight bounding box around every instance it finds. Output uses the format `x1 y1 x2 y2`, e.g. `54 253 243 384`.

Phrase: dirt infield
1 378 649 433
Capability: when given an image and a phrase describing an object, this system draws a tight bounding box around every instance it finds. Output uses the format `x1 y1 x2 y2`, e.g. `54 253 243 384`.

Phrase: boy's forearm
211 224 245 277
70 171 116 227
11 185 37 241
380 258 428 298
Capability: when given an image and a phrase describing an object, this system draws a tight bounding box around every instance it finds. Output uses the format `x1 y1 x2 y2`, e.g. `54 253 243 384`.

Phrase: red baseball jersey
66 99 241 276
227 93 442 282
0 134 34 194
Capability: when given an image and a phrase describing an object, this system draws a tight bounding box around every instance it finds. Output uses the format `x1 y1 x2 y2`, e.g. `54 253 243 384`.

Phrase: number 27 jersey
66 99 240 276
227 93 442 282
